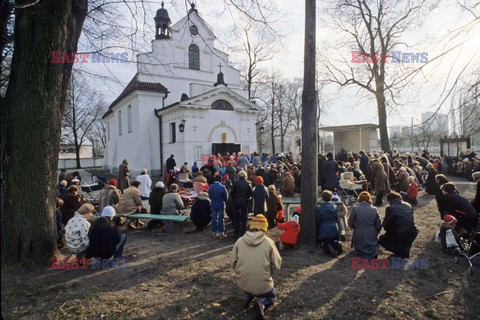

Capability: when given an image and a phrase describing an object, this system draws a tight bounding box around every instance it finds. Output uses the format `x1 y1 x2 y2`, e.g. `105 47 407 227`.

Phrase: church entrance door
212 143 240 155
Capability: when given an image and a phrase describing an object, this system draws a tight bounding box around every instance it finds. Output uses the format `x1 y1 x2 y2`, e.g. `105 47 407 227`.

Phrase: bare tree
61 72 104 168
320 0 435 152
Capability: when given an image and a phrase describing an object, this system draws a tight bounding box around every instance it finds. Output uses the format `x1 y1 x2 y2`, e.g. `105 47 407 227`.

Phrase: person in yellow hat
230 214 282 319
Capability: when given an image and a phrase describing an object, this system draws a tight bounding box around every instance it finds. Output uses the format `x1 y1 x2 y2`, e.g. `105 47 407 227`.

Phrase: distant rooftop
319 123 379 132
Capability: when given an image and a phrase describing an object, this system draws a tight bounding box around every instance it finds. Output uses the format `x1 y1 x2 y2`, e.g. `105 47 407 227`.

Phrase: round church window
189 25 198 35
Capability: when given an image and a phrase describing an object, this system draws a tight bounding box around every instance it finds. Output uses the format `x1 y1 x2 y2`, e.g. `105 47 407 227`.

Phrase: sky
78 0 480 131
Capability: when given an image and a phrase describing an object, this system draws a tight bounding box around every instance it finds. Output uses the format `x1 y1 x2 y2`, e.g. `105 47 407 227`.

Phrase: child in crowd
65 203 95 257
277 214 300 250
436 214 461 254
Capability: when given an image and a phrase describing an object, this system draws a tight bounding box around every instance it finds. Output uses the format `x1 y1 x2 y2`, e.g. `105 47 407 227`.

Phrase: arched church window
211 99 233 111
188 44 200 70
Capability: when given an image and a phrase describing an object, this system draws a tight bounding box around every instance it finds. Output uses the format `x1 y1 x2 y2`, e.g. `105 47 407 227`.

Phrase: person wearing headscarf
230 214 282 318
266 185 283 229
435 174 450 219
190 183 212 231
441 182 479 237
98 178 121 212
316 190 341 258
252 176 269 216
280 172 295 197
437 214 461 253
425 163 438 195
400 176 418 206
147 181 167 230
396 167 410 192
348 192 382 259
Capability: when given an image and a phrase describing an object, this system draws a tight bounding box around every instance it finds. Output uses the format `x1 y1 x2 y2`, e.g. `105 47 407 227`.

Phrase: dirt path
2 179 479 320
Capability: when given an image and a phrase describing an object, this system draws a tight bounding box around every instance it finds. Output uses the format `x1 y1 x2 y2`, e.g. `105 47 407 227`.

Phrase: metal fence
58 158 104 169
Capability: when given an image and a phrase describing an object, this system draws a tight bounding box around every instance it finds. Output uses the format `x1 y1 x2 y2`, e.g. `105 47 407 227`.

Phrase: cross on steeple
218 63 223 73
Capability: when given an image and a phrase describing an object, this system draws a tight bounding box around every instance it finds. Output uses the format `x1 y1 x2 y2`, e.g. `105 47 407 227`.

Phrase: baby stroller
454 227 480 275
80 174 107 205
338 172 365 205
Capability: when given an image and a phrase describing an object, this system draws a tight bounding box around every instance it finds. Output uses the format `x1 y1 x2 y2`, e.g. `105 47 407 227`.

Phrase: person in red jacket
400 176 418 206
277 214 300 250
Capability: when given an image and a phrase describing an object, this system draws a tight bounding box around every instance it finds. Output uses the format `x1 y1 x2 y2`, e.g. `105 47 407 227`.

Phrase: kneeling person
86 206 127 260
230 215 282 319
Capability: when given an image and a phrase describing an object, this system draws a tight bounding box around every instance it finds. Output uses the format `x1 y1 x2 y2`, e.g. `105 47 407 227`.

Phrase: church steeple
188 2 198 15
214 63 227 87
154 1 171 40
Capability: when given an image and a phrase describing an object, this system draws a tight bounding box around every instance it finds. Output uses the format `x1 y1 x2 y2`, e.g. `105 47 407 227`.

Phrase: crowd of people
54 148 479 319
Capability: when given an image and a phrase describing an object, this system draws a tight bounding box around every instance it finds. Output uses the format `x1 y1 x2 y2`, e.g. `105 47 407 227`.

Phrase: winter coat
268 170 279 186
425 168 438 194
65 212 90 253
166 157 176 172
280 175 295 197
231 178 253 205
230 230 282 295
190 192 212 230
324 159 339 190
266 191 283 229
348 202 382 259
209 181 228 210
370 161 389 196
256 168 269 186
116 186 142 216
316 202 339 239
60 189 83 225
237 155 250 169
435 176 449 218
117 163 130 191
397 171 410 192
161 192 184 215
383 199 418 237
136 174 152 198
445 192 479 232
318 156 326 180
98 185 121 212
407 181 419 201
148 187 166 214
359 154 370 179
85 217 121 259
278 221 300 245
252 184 269 215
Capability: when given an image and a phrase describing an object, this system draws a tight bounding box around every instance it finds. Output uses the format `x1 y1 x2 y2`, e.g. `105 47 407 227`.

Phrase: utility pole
411 117 414 153
299 0 318 247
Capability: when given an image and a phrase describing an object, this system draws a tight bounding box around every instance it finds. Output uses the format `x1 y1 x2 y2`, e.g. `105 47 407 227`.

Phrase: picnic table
281 197 343 221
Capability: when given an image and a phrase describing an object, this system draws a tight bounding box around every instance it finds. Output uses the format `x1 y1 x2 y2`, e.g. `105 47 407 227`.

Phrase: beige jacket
116 186 142 216
230 231 282 295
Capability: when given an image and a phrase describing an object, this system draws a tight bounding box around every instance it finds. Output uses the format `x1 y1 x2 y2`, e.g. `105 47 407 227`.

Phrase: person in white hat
85 206 127 259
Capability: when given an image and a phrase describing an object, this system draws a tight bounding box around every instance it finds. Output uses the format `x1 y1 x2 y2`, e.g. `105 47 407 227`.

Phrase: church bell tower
154 1 171 39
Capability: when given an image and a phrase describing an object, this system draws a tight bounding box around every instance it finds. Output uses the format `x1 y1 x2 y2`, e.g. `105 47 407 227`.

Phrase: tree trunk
299 0 318 247
270 97 275 154
376 88 390 152
1 0 88 266
75 140 81 169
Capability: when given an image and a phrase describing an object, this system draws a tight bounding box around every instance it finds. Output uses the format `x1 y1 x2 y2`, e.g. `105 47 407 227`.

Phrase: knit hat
101 206 116 218
291 215 300 223
444 214 457 227
255 176 264 185
400 167 407 172
71 178 80 184
108 178 118 186
295 206 301 214
155 181 165 188
250 214 268 232
268 185 276 191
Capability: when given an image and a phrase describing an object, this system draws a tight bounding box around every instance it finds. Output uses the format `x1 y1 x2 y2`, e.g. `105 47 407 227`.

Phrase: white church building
102 3 262 175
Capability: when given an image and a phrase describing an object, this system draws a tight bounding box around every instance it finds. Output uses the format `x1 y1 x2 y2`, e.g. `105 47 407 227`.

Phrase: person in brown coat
266 185 283 229
60 185 84 225
396 167 410 192
370 159 390 206
280 172 295 197
117 159 130 192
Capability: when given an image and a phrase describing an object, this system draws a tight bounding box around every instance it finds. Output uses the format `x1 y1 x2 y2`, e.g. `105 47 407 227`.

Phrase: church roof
156 86 262 115
103 74 168 119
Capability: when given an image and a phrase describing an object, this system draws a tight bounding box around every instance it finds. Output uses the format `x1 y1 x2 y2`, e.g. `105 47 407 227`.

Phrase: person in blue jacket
209 175 228 239
316 190 340 258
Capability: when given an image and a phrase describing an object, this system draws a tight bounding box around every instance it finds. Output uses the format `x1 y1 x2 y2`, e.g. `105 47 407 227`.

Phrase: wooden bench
126 214 190 233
